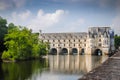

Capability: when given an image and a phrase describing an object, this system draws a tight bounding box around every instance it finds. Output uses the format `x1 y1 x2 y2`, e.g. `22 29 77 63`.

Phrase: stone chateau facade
39 27 115 55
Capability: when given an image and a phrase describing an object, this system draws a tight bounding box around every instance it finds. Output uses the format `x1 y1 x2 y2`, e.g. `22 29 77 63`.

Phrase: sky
0 0 120 34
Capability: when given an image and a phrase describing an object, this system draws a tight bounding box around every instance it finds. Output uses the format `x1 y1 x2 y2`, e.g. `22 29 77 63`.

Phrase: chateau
39 27 115 55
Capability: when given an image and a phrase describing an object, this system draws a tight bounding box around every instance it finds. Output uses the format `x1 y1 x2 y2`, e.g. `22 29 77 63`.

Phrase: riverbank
1 55 48 63
79 50 120 80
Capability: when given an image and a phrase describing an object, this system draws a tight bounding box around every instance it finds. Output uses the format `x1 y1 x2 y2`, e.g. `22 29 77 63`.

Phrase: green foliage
114 34 120 49
0 17 8 52
1 51 11 60
39 42 49 55
2 24 49 60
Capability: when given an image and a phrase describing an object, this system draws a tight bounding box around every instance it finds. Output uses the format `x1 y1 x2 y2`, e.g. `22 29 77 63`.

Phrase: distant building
39 27 115 55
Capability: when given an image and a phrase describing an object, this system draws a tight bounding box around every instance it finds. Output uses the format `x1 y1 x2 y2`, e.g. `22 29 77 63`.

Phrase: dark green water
0 55 108 80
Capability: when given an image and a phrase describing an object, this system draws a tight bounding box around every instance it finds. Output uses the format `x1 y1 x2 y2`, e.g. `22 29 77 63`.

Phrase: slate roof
41 32 87 40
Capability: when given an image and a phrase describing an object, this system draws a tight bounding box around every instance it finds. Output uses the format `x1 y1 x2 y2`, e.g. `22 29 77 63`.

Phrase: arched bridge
49 48 103 55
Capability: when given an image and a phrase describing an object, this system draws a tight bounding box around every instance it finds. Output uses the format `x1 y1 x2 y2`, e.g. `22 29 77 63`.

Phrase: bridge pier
49 47 110 55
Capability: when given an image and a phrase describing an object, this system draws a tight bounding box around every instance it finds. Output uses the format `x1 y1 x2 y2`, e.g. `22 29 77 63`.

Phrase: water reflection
0 55 108 80
48 55 108 74
0 59 48 80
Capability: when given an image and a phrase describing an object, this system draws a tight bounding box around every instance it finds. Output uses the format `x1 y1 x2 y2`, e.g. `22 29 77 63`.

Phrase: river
0 55 108 80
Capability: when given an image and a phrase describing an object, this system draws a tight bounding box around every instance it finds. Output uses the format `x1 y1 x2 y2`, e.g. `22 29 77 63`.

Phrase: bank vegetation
0 17 49 62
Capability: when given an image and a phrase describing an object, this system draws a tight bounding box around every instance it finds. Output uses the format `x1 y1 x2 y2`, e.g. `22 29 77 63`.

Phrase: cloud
28 9 65 32
18 10 31 20
9 9 66 32
10 10 31 25
62 18 85 32
0 0 26 10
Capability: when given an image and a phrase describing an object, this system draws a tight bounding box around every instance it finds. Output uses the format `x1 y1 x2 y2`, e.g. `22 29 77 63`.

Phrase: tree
0 17 7 52
2 24 49 60
114 34 120 49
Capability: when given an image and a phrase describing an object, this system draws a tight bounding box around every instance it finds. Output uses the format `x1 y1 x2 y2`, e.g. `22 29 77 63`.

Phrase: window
74 40 75 42
53 40 55 42
99 43 101 47
69 44 70 46
99 39 101 42
74 44 75 46
69 40 70 42
104 40 107 45
107 40 108 45
84 44 86 47
58 40 60 42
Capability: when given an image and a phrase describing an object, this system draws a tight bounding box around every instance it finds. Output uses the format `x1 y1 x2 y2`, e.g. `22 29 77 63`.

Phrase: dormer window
99 35 101 37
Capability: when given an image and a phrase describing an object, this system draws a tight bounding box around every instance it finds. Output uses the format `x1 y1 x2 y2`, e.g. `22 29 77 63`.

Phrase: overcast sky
0 0 120 34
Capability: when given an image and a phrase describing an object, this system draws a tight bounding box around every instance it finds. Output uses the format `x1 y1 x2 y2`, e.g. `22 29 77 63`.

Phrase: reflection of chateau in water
39 27 115 55
48 55 108 74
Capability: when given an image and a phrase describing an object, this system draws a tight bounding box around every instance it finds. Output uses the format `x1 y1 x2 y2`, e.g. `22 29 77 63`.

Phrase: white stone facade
39 27 115 55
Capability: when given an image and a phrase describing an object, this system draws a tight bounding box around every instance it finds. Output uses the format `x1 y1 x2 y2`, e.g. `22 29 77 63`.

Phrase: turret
39 29 42 39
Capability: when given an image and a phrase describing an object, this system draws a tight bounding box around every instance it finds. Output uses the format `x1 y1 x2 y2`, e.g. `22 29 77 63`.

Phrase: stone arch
94 49 102 56
71 48 78 55
81 48 85 55
60 48 68 55
50 48 57 55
